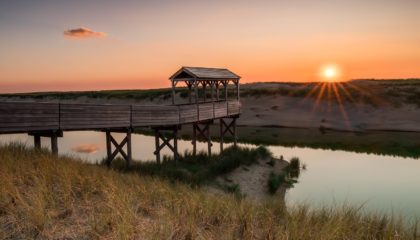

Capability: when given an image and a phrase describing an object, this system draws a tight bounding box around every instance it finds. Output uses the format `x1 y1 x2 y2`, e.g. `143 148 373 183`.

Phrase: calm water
1 131 419 218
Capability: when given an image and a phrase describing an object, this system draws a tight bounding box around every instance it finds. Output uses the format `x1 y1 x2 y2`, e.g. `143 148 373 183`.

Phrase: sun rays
301 81 358 131
298 78 390 131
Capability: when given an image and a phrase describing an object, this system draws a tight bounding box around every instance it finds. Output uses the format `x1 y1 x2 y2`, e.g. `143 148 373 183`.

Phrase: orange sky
1 0 420 93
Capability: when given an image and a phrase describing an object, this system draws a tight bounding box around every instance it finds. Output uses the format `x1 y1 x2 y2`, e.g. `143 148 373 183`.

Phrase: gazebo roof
170 67 240 81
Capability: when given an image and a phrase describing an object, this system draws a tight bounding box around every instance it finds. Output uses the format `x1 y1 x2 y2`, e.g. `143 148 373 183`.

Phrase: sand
214 157 289 201
239 95 420 132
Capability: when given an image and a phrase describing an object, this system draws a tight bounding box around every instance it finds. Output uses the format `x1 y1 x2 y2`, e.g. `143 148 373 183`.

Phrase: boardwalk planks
132 105 179 126
60 103 131 130
0 102 59 133
0 101 241 134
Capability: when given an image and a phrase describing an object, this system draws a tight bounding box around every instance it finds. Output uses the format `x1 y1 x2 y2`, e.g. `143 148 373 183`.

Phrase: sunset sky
1 0 420 93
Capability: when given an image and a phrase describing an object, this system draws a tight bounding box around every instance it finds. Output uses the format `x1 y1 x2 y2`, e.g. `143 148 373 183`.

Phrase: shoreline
237 124 420 134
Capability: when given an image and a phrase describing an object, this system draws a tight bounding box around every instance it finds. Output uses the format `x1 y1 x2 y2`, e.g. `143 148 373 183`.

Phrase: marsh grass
135 126 420 159
1 143 418 239
111 146 272 186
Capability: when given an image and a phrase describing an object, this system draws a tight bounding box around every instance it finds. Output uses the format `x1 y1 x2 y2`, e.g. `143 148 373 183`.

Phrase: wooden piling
154 128 160 164
127 128 132 167
207 124 212 156
174 127 178 164
34 135 41 149
219 119 224 153
51 133 58 155
233 118 237 147
106 130 112 166
192 123 197 156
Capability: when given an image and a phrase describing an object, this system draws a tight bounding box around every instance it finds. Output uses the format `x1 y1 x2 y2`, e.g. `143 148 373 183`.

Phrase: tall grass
0 144 417 239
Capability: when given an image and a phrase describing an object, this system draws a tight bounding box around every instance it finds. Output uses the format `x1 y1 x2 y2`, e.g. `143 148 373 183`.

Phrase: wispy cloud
63 27 106 39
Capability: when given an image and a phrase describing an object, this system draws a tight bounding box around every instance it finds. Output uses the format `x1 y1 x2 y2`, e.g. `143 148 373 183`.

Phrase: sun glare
320 65 341 82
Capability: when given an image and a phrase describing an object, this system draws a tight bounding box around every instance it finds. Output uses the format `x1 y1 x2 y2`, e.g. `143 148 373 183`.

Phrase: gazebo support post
171 80 176 105
224 80 228 100
187 82 192 104
194 80 199 104
215 81 220 101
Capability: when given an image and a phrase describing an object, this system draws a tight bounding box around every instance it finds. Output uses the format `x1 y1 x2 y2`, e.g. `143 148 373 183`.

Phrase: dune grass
0 144 417 239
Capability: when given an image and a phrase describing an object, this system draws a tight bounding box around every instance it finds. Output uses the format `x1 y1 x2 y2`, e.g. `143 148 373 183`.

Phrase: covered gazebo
169 66 241 104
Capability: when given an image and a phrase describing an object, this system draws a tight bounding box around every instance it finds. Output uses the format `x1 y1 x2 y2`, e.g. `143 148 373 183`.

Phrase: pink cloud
64 27 106 39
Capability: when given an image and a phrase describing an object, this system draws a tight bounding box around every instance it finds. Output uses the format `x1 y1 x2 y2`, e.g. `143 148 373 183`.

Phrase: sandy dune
239 95 420 132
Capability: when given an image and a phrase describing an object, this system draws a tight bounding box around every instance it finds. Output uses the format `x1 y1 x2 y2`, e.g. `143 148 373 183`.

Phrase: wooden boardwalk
0 100 240 133
0 100 240 166
0 66 242 167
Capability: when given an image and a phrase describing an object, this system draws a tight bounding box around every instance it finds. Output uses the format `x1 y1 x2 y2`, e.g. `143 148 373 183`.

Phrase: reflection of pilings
105 128 132 168
192 121 213 156
29 130 63 155
153 125 179 164
219 116 238 152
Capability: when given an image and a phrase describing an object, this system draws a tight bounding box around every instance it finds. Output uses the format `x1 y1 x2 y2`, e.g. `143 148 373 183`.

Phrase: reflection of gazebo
169 66 241 104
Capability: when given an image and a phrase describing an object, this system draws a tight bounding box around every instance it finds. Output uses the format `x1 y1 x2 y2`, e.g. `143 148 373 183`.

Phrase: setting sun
321 65 341 81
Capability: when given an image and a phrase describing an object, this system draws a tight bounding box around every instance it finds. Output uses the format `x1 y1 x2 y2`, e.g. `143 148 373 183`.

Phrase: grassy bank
113 146 271 186
0 144 417 239
136 126 420 159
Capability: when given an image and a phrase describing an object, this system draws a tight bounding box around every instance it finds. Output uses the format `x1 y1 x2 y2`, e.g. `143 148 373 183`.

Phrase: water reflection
0 131 232 163
0 131 419 218
72 144 101 154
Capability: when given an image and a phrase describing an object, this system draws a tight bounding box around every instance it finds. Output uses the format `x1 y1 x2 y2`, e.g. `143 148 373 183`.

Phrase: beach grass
0 143 417 239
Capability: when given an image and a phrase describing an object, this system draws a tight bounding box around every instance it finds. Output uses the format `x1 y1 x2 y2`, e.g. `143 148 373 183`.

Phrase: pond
1 131 419 219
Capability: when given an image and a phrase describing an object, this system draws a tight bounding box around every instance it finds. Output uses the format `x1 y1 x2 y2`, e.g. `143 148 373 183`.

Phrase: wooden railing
0 100 241 133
